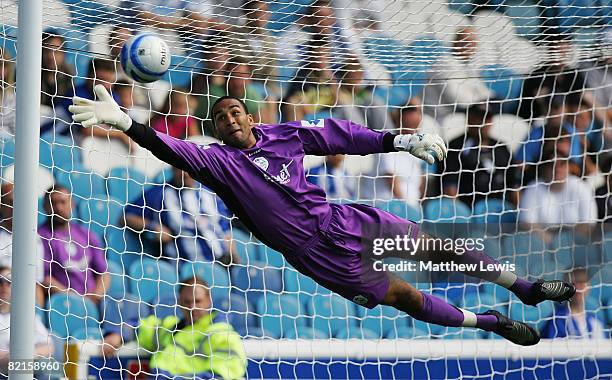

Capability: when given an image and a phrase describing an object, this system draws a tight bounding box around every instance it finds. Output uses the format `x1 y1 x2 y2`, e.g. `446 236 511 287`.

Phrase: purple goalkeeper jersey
126 119 395 254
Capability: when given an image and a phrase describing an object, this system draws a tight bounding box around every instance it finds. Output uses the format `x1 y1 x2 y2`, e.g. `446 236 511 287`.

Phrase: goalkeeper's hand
394 133 447 165
68 84 132 132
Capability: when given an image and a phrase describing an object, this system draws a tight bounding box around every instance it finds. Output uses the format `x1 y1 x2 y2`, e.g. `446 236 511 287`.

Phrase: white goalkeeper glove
68 84 132 132
394 133 447 165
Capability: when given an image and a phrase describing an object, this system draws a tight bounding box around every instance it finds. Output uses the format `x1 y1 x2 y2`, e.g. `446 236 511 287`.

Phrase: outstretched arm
69 85 208 174
294 118 447 164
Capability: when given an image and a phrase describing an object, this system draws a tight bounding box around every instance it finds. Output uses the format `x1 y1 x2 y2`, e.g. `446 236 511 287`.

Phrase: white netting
0 0 610 379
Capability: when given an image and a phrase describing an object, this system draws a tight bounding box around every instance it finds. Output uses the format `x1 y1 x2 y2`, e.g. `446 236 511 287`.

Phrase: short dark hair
210 96 250 127
43 184 68 210
87 58 116 79
179 276 210 294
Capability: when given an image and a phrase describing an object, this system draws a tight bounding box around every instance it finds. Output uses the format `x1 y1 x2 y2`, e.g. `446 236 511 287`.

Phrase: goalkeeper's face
212 98 256 149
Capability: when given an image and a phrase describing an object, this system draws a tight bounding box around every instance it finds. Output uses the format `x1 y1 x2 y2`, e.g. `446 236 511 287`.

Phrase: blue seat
231 229 261 265
283 268 330 310
257 293 306 339
460 293 499 314
412 318 444 337
0 138 15 172
77 196 124 242
106 261 127 299
231 261 283 304
101 294 147 336
218 294 257 334
361 305 411 339
336 327 379 340
39 135 80 172
386 325 429 339
480 283 511 306
472 198 518 224
153 292 180 320
284 327 328 339
502 232 546 277
106 167 147 204
308 293 357 338
48 293 100 339
504 4 542 39
260 247 286 268
509 298 554 330
54 164 106 202
105 228 143 272
423 198 472 223
181 261 231 305
72 328 103 341
128 258 178 303
376 200 422 222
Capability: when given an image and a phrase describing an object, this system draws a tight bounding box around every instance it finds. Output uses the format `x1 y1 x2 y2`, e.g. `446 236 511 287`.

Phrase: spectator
196 57 271 135
284 43 338 121
237 0 279 95
359 98 425 207
335 56 394 130
595 164 612 223
0 266 54 376
124 167 236 265
520 146 598 226
193 32 232 135
103 276 247 379
41 29 74 110
562 97 599 178
307 155 354 201
39 186 109 305
0 183 45 306
439 103 518 207
426 26 493 120
150 89 200 138
0 48 15 138
518 34 587 121
74 58 135 149
541 269 606 339
107 24 133 60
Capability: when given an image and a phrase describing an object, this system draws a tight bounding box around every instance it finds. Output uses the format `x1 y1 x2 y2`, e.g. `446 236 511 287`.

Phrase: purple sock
476 314 499 332
410 292 464 327
509 278 535 299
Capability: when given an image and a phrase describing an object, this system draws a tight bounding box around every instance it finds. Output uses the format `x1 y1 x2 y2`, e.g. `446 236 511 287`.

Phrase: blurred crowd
0 0 610 376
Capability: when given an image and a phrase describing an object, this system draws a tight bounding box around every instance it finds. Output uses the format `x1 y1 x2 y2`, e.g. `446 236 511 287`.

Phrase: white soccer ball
120 33 170 83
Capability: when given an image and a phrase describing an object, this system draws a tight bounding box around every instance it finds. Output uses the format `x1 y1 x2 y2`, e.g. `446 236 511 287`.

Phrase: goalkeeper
69 86 576 346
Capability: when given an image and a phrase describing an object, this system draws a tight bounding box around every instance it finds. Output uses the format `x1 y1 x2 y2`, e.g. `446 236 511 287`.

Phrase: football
120 33 170 83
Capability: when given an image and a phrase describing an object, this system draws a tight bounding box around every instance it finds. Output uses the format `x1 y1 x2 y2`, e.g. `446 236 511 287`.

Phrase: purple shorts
285 203 419 309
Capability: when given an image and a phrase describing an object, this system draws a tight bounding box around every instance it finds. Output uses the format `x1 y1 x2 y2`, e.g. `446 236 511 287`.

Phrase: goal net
0 0 611 379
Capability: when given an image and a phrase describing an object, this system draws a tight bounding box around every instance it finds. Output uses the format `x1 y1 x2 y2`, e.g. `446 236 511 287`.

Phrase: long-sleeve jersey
126 118 396 255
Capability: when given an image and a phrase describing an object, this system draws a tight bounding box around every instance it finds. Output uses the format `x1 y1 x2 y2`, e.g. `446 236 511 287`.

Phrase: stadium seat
71 328 103 341
231 261 283 304
423 198 472 223
284 268 330 310
257 293 307 339
471 199 518 224
39 135 81 172
308 293 357 338
54 164 106 202
48 293 100 339
460 293 499 315
284 327 328 339
502 1 542 39
153 292 180 320
360 305 412 339
181 261 231 305
77 196 124 242
336 327 379 340
260 246 287 268
128 258 178 304
412 318 443 337
376 200 422 222
106 166 147 204
106 260 127 299
481 65 523 113
218 294 257 335
0 138 15 173
386 325 430 339
479 282 511 306
105 227 143 272
509 298 554 330
232 229 262 265
101 293 147 336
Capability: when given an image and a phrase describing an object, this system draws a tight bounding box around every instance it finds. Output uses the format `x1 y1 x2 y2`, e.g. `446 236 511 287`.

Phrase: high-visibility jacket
137 312 247 379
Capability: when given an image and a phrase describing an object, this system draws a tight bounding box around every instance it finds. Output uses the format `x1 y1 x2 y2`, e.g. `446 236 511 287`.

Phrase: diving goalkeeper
69 85 576 346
